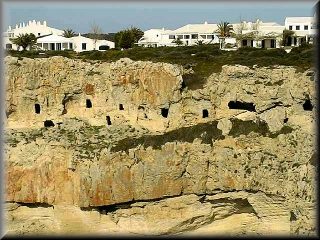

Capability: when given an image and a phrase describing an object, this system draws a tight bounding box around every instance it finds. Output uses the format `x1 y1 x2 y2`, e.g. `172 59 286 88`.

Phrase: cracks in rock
13 202 54 209
257 101 284 114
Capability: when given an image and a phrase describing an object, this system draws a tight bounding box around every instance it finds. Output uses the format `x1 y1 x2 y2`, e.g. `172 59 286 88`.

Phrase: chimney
43 21 47 26
22 22 25 27
204 21 208 24
15 24 18 29
33 20 36 24
29 20 32 25
37 21 40 25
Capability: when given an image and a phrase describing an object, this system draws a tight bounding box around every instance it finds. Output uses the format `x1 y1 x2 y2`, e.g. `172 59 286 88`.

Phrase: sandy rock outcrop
4 57 316 236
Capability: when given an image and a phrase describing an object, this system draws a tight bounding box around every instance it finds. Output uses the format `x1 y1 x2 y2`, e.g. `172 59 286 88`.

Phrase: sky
2 1 318 33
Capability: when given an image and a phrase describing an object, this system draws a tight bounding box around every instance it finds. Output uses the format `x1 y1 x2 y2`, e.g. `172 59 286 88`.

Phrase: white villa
3 20 115 51
232 20 285 48
285 16 316 45
137 22 222 47
138 16 316 49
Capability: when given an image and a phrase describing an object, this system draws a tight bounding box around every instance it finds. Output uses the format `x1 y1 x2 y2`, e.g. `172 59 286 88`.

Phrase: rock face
4 56 316 236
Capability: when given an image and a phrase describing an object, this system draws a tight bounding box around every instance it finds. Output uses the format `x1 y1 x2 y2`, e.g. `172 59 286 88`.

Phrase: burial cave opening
228 101 256 112
86 99 92 108
44 120 55 127
202 109 209 118
161 108 169 118
35 104 41 114
106 116 112 125
303 99 313 111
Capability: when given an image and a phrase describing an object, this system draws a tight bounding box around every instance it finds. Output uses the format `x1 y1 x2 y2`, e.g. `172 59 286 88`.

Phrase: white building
138 21 220 47
36 35 73 51
138 16 315 49
71 34 114 52
3 20 115 51
232 20 285 48
137 28 174 47
168 22 220 46
284 16 316 45
3 20 64 50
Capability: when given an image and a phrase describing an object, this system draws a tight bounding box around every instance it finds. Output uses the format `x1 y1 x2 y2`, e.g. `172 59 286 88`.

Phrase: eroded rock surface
4 57 316 236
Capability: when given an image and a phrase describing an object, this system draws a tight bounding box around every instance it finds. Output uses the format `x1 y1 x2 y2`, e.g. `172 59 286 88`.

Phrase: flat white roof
37 34 72 43
173 23 218 34
285 17 314 23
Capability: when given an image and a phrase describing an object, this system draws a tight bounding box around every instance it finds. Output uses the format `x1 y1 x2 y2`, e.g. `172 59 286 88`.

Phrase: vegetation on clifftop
5 43 314 89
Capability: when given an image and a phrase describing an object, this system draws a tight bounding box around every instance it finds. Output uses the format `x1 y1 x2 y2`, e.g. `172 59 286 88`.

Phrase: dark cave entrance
161 108 169 118
303 99 313 111
202 109 209 118
106 116 112 125
86 99 92 108
228 101 256 112
44 120 55 127
35 104 41 114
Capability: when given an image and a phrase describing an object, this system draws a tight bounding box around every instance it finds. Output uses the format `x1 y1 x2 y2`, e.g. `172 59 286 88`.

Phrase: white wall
285 17 314 36
71 36 95 52
3 20 115 52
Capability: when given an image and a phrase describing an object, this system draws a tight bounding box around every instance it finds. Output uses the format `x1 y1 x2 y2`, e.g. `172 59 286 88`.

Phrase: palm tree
10 33 37 51
63 28 76 38
216 22 233 49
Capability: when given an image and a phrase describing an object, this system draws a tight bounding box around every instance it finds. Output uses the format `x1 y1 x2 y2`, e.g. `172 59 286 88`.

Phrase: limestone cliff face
4 56 316 236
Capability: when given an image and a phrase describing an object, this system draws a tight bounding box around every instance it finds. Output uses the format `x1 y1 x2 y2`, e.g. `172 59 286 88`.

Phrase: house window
191 34 198 39
38 33 40 36
207 35 214 39
156 34 159 37
82 43 87 50
5 43 12 49
304 25 308 30
289 25 293 30
177 35 183 39
296 26 300 30
169 35 175 39
119 104 124 110
200 35 206 39
242 39 247 46
184 35 190 39
69 43 73 49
